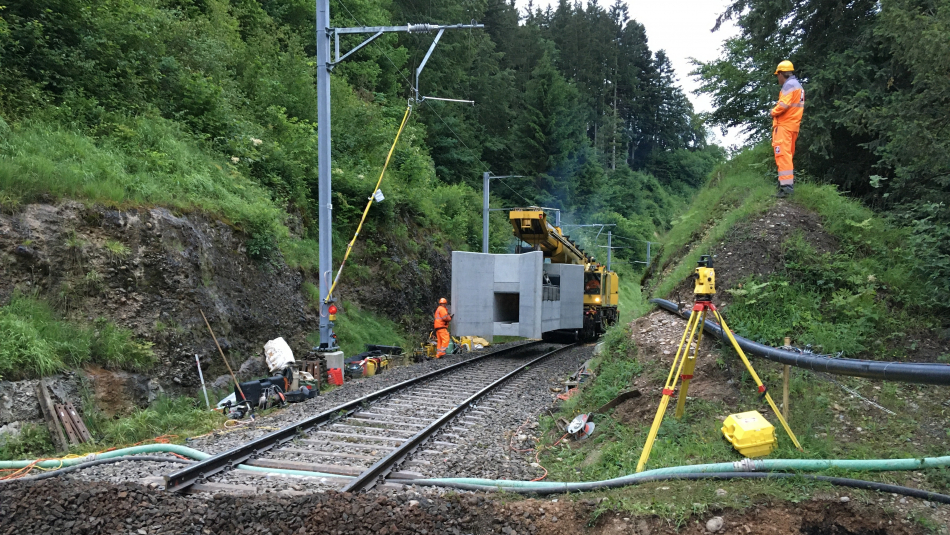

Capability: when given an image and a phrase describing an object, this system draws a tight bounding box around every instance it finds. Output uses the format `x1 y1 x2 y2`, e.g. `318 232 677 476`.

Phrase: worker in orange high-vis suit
433 297 453 358
771 60 804 198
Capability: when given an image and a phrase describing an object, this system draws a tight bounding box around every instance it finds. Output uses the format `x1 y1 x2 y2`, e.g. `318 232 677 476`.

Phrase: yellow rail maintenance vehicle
510 208 618 340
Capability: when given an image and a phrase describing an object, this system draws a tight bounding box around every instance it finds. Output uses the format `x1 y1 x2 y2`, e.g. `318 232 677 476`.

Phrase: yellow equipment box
722 410 777 458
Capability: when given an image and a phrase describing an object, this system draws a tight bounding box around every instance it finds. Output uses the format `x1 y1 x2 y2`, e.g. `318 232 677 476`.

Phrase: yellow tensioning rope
325 105 412 303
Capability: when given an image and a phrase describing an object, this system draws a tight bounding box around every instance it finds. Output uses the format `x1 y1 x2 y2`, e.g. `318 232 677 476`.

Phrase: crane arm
509 209 588 265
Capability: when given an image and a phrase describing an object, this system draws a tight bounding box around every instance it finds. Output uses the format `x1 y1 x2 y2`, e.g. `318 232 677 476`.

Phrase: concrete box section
451 251 583 341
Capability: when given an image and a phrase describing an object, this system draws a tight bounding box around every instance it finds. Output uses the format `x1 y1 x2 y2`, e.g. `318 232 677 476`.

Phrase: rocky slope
1 202 316 419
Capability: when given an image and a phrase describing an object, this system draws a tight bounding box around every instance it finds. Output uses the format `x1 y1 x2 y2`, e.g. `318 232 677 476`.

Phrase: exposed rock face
0 202 317 396
0 374 82 428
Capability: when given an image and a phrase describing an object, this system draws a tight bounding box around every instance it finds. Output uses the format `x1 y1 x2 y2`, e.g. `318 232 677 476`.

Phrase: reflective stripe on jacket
771 75 804 131
434 305 451 329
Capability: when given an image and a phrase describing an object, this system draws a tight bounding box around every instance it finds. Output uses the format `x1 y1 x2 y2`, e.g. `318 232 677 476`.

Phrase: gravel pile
0 478 553 535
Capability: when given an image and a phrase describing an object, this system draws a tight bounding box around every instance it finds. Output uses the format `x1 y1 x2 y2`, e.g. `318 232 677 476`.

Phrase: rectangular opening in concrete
493 292 520 323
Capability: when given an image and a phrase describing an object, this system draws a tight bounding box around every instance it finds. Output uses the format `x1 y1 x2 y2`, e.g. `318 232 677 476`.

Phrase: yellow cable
325 105 413 303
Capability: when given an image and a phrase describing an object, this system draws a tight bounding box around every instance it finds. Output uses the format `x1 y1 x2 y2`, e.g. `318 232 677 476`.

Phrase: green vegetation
0 424 55 460
646 143 938 359
695 0 950 310
0 293 155 380
0 0 722 274
560 324 641 415
304 283 409 357
0 395 224 460
651 145 776 298
614 263 650 325
82 395 223 449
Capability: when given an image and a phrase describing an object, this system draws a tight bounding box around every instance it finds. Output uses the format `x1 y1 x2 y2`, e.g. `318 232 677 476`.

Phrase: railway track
165 341 575 494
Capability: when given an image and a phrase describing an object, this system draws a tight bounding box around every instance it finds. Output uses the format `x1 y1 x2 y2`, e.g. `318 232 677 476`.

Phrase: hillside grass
303 282 409 357
0 293 155 380
0 117 288 255
651 145 777 298
0 395 225 460
534 145 949 524
646 143 938 359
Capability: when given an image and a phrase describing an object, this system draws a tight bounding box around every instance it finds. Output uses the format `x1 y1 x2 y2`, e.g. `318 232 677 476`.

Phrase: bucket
325 351 344 370
327 368 344 386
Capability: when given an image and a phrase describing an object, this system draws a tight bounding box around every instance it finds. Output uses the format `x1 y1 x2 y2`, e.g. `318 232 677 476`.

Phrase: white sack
264 337 295 372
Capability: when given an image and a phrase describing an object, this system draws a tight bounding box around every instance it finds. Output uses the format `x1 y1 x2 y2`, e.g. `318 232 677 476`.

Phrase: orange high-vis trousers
436 328 450 358
772 126 798 187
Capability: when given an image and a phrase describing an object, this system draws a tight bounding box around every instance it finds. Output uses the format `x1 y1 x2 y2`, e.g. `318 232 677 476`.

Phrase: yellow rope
325 105 413 303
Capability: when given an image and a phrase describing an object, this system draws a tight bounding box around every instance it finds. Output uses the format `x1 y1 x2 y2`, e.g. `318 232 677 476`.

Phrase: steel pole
646 241 651 267
482 171 490 253
607 231 612 271
316 0 336 349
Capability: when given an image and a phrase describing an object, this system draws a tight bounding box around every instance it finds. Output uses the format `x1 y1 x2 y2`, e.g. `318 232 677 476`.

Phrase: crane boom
509 209 589 265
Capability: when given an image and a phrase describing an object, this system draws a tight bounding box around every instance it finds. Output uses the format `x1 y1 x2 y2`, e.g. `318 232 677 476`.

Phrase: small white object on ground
706 516 724 533
840 496 850 503
715 488 728 497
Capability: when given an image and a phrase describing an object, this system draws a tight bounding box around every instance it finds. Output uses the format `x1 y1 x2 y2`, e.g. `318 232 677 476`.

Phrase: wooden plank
783 337 791 421
35 381 68 452
55 404 81 445
64 402 92 442
299 439 396 451
244 458 364 477
274 448 377 461
313 430 405 443
330 424 416 436
350 412 429 423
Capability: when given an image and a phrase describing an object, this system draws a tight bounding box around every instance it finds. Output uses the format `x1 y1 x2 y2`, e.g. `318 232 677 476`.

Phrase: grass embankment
534 146 949 526
650 144 939 359
0 293 155 380
302 282 410 357
0 396 224 461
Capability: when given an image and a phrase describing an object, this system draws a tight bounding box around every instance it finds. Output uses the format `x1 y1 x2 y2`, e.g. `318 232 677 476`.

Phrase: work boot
776 185 794 198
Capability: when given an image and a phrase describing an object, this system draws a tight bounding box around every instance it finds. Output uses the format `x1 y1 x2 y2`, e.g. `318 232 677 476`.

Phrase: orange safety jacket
434 305 451 329
771 75 804 131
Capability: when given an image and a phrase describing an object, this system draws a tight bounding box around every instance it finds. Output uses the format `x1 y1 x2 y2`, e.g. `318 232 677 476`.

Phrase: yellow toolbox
721 410 777 458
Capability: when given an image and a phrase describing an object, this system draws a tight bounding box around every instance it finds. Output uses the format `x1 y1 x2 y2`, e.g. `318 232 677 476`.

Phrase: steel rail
164 341 542 492
341 343 577 493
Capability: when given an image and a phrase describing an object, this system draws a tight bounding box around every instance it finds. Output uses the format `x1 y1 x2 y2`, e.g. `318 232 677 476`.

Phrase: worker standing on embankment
771 60 804 198
434 298 453 358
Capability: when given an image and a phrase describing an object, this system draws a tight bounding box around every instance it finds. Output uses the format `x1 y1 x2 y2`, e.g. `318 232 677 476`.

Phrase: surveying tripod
635 255 802 473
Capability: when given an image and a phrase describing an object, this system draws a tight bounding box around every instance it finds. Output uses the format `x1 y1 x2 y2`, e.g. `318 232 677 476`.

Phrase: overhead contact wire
325 105 413 303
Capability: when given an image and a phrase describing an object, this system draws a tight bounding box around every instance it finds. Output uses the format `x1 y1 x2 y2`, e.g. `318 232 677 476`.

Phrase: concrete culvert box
451 251 582 341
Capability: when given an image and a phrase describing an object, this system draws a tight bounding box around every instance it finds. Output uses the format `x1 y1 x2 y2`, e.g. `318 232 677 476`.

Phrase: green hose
0 444 352 480
413 455 950 489
0 444 210 469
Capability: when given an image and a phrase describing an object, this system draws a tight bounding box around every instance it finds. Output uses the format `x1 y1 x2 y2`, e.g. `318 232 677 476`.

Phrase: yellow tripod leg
713 310 803 451
675 309 706 418
636 311 703 472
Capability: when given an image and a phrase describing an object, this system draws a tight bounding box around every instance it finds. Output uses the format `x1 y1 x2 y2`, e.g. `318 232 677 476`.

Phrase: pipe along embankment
0 444 354 484
3 446 950 503
650 298 950 385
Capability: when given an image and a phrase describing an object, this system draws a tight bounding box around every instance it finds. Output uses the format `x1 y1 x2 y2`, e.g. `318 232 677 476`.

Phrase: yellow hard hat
439 297 447 304
774 60 794 74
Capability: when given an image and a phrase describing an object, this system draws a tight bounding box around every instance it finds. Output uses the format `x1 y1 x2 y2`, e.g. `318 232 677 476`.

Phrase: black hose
0 455 194 484
391 472 950 503
650 298 950 385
